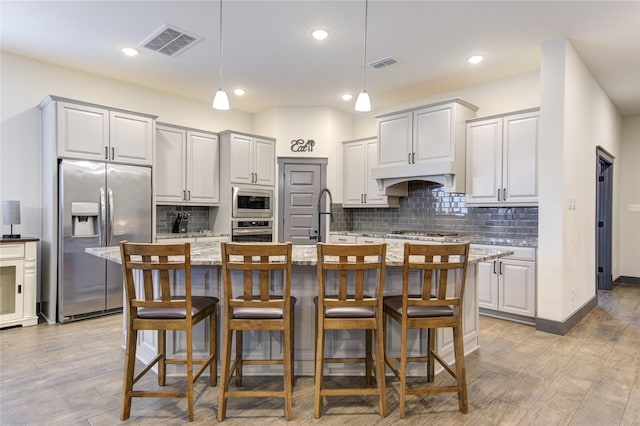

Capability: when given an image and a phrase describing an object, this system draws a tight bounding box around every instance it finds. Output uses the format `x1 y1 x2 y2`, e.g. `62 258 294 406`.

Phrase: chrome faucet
317 187 333 243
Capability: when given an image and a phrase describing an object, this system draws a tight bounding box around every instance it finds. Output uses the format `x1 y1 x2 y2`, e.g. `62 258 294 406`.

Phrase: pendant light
212 0 229 110
355 0 371 112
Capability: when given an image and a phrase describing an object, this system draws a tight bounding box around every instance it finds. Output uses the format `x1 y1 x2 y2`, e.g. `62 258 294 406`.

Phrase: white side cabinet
475 245 536 320
156 124 220 205
50 98 154 166
220 132 275 186
466 109 539 206
0 240 38 328
374 99 477 193
343 137 406 208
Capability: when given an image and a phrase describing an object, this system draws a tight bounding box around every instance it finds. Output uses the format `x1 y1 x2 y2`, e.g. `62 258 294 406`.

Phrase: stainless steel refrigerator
58 159 151 322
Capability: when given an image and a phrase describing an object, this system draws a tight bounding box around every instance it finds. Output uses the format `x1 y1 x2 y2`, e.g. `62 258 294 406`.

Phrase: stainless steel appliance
231 219 273 242
58 159 151 322
232 187 273 218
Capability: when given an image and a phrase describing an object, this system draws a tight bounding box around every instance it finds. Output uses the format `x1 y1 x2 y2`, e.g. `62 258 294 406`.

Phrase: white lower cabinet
475 245 536 320
0 240 38 328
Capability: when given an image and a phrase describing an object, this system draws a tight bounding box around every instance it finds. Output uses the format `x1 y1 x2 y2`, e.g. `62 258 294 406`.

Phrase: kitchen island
87 242 513 377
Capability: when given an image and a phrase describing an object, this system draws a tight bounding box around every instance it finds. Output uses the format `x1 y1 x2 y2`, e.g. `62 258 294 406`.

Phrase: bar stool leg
120 328 137 421
375 326 387 417
235 330 243 387
217 325 233 421
366 329 372 385
453 325 468 413
313 320 325 418
210 305 217 387
158 330 166 386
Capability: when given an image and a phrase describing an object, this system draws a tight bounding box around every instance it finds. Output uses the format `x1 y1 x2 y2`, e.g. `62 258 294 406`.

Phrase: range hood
370 160 465 193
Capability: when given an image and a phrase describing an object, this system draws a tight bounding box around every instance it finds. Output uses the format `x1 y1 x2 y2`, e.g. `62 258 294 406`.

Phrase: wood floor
1 284 639 425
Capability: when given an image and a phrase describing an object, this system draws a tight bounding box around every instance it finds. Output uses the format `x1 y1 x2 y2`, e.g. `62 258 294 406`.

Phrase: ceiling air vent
368 57 397 69
141 25 202 57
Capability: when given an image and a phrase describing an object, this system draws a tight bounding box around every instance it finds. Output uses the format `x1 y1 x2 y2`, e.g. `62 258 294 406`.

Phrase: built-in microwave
232 187 273 218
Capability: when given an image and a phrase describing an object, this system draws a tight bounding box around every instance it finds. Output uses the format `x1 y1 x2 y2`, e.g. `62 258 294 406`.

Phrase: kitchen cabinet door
109 111 153 166
56 101 109 161
364 139 389 205
413 104 454 164
502 111 539 204
499 258 536 317
187 131 219 204
465 118 502 204
253 137 275 186
229 133 254 184
343 141 366 206
477 260 499 310
156 125 187 204
377 111 412 167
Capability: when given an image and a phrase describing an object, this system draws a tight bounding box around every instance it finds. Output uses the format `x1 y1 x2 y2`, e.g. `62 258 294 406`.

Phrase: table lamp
2 200 21 239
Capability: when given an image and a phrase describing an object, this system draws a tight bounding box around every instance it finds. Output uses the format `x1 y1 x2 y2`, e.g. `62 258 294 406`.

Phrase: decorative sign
290 138 315 153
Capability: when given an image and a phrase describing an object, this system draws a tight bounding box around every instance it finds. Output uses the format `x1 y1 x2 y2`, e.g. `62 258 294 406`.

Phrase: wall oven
232 187 273 218
231 219 273 242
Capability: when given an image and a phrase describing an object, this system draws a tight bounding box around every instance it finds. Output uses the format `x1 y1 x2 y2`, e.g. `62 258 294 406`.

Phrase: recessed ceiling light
311 28 329 41
233 88 245 96
468 55 484 64
121 47 139 57
341 93 353 101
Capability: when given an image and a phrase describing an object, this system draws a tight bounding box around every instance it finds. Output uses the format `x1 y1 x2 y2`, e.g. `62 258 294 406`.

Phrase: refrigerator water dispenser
71 202 98 236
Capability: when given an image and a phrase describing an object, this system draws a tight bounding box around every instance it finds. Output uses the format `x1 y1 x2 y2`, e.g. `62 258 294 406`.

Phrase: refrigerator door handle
99 186 107 246
108 187 114 247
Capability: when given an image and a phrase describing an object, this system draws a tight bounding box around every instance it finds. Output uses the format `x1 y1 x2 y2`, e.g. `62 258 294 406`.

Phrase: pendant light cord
218 0 224 88
361 0 368 90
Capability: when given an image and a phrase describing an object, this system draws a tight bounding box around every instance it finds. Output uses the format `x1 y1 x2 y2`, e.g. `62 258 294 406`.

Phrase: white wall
254 106 354 202
0 51 253 238
619 114 640 278
538 39 622 323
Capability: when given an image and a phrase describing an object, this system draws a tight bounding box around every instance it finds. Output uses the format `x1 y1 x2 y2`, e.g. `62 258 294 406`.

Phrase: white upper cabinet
466 109 539 206
343 137 406 208
373 99 477 193
155 124 219 205
223 132 275 187
54 99 153 165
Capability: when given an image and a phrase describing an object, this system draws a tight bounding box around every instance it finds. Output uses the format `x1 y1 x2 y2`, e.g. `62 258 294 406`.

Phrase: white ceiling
2 0 639 115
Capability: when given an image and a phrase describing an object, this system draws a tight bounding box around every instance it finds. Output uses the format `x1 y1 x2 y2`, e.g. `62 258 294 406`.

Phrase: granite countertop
87 242 513 267
1 236 40 243
329 231 537 248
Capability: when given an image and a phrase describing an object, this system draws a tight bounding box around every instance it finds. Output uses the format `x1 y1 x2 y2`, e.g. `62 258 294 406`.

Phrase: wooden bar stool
119 241 218 422
383 242 470 418
218 242 295 421
314 242 387 418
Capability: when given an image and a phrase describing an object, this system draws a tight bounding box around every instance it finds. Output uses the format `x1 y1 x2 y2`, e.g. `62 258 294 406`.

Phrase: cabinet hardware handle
497 188 501 201
187 190 191 201
104 146 109 160
364 194 367 203
412 152 416 164
183 190 187 201
111 147 115 160
18 284 22 294
503 188 507 201
499 261 503 275
408 153 411 164
493 260 497 274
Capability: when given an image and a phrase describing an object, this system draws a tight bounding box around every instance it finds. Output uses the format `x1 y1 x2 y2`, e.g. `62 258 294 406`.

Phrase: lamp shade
213 88 230 110
2 200 20 225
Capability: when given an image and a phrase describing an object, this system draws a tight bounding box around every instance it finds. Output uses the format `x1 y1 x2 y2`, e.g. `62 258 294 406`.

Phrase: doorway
596 147 614 291
277 157 327 244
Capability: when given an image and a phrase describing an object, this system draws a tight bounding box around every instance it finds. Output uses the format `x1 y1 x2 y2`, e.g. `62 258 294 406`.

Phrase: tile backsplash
156 205 210 233
330 181 538 244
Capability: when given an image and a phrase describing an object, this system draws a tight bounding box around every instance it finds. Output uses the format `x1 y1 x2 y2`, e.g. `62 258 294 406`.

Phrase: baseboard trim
614 276 640 285
479 308 535 326
535 295 598 336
